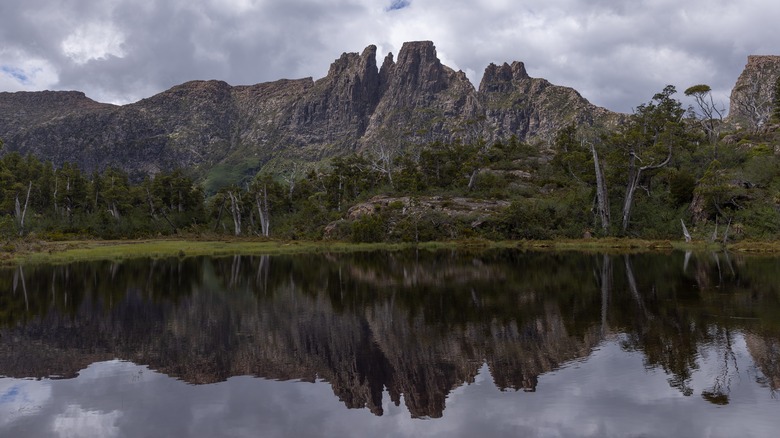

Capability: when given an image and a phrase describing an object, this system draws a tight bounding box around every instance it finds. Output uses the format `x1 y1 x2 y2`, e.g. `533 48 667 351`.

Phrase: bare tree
14 181 32 235
282 163 302 202
591 141 610 233
685 84 725 147
255 184 270 237
227 190 242 236
368 143 396 187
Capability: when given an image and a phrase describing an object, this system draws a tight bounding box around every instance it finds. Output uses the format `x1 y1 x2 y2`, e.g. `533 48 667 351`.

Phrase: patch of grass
10 239 488 266
514 238 727 254
5 237 778 266
728 240 780 252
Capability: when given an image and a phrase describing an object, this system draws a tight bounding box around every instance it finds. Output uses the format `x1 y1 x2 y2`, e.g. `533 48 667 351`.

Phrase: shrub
350 214 387 243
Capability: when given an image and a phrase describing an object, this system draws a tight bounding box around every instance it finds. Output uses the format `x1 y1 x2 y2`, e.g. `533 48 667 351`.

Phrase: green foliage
0 152 207 239
350 214 386 243
746 143 773 159
202 157 259 194
668 170 696 206
734 204 780 239
495 195 589 240
551 124 595 184
684 84 712 96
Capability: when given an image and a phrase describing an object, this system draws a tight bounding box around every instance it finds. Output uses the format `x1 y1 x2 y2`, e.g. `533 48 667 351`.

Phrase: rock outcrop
0 41 617 187
727 55 780 130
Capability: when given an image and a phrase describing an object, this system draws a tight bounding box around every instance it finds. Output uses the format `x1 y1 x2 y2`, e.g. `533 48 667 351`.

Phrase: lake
0 249 778 437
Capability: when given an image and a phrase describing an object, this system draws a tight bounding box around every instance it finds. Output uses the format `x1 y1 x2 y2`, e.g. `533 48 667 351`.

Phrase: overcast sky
1 0 779 113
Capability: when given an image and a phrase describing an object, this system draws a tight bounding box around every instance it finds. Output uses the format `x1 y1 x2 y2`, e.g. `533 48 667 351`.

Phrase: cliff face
0 41 616 186
727 55 780 130
478 61 615 141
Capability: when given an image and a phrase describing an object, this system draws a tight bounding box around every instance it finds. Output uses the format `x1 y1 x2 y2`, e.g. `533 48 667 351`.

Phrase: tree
226 187 242 236
552 125 609 232
367 143 396 187
552 124 591 183
684 84 724 147
608 85 686 233
54 162 89 223
99 167 131 219
249 174 283 237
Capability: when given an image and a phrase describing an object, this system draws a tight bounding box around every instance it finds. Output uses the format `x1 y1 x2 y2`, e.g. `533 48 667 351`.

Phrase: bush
350 214 387 243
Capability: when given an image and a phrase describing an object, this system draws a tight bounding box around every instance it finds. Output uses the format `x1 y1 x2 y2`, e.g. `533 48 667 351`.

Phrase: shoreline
3 237 779 266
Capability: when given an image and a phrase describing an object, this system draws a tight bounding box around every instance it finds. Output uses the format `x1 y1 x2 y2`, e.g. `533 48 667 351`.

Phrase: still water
0 250 778 437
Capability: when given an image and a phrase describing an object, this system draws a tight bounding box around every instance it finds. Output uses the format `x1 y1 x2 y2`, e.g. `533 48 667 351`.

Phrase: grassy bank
2 238 497 266
2 236 771 266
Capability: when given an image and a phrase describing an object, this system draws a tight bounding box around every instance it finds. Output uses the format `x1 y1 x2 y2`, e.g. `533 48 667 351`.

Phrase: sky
1 0 779 113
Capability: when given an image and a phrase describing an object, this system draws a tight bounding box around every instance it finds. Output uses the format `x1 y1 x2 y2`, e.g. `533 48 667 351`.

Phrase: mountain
0 41 617 189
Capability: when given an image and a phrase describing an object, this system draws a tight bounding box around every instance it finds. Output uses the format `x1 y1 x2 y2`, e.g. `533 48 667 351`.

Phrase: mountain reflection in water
0 250 778 436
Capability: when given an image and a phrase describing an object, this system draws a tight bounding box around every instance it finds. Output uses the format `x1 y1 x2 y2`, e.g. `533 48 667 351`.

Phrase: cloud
0 49 59 91
61 23 126 65
1 66 29 85
387 0 411 11
0 379 51 429
0 0 779 112
51 405 122 438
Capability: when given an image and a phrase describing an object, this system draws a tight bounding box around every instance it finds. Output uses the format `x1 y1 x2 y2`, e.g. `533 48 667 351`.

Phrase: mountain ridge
3 41 775 190
0 41 629 187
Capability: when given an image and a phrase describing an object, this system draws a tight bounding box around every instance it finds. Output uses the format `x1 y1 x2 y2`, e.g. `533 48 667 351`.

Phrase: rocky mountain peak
728 55 780 130
479 61 530 93
379 52 396 94
389 40 448 94
326 45 379 79
318 44 381 104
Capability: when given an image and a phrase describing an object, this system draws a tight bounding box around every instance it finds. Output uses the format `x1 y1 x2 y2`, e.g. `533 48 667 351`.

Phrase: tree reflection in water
0 249 779 417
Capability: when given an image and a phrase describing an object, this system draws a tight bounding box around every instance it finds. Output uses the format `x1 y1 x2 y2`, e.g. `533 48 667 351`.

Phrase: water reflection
0 250 779 429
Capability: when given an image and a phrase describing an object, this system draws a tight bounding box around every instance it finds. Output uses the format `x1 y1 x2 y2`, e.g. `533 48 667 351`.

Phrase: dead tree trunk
53 172 58 215
15 181 32 236
599 254 612 337
591 143 610 232
681 219 691 242
227 191 242 236
467 169 478 191
722 217 732 245
256 184 270 237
